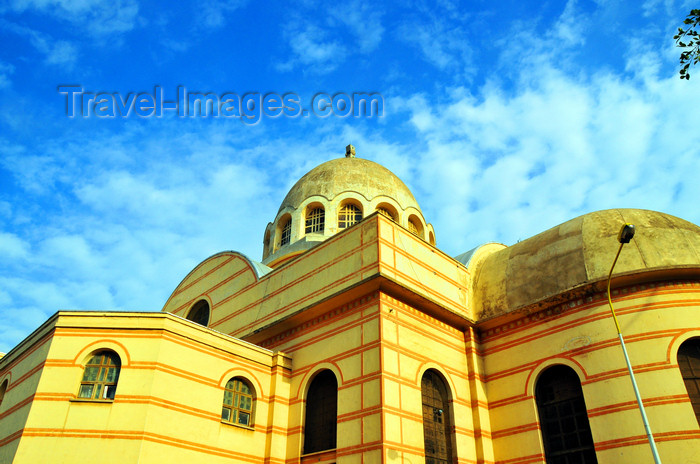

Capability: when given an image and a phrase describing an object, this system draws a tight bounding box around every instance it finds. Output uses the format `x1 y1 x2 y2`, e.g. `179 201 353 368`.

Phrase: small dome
278 157 421 213
262 149 434 267
472 209 700 320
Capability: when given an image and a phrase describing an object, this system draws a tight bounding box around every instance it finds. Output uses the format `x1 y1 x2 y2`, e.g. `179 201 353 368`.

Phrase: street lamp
606 223 662 464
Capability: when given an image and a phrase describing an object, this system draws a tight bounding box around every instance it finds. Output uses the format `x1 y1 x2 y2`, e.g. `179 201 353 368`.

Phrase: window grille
678 338 700 425
222 377 254 426
305 208 325 234
280 219 292 246
421 370 453 464
408 218 423 237
338 204 362 229
535 366 598 464
377 207 396 221
78 351 121 400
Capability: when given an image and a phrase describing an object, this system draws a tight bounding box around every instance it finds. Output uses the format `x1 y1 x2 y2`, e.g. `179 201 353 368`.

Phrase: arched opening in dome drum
278 217 292 247
408 215 424 238
186 299 210 326
338 203 362 229
263 229 271 259
305 207 325 234
376 204 397 222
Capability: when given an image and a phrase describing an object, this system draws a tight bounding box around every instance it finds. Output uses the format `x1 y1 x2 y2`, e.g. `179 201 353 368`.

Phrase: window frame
0 378 8 410
303 370 338 454
678 338 700 426
408 215 424 238
222 377 255 428
376 205 397 221
186 299 210 326
279 218 292 246
77 351 121 401
421 369 454 464
337 203 362 230
535 365 598 464
305 207 325 234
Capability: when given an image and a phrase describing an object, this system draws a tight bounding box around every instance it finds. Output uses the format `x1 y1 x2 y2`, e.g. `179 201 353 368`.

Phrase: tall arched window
678 338 700 426
78 351 121 400
535 365 598 464
222 377 255 427
421 369 453 464
280 218 292 246
0 379 8 410
338 203 362 229
186 299 210 326
304 370 338 454
305 207 325 234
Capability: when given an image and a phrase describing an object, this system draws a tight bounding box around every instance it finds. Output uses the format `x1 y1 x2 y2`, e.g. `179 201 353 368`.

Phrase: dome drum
262 153 435 267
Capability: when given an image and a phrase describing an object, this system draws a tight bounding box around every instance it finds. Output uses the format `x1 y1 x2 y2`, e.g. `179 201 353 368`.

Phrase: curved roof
278 156 420 213
472 209 700 320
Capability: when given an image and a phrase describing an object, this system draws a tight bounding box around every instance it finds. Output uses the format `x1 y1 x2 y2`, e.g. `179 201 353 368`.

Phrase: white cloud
277 21 347 73
4 0 140 36
276 1 385 74
195 0 248 29
397 16 475 80
44 40 78 67
0 61 14 88
1 0 699 357
395 56 700 253
0 232 30 259
327 0 384 53
0 20 78 68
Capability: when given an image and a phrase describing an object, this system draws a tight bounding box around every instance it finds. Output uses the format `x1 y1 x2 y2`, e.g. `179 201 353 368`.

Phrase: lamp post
606 223 662 464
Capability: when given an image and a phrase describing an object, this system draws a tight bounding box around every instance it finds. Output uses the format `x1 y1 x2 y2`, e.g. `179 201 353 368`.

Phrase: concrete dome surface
278 156 421 213
472 209 700 320
262 149 436 267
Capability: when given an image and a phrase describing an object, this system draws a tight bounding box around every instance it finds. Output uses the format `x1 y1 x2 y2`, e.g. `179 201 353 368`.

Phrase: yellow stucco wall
0 312 292 464
2 212 700 464
480 280 700 464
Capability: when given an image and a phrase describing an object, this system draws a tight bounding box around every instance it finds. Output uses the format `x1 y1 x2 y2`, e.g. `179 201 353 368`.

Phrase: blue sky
1 0 699 353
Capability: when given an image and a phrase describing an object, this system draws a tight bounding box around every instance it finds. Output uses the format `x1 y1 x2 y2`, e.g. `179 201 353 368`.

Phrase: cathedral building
1 146 699 464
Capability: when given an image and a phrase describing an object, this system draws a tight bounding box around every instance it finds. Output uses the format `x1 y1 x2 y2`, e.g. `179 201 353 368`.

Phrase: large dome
262 147 434 267
278 156 421 213
472 209 700 320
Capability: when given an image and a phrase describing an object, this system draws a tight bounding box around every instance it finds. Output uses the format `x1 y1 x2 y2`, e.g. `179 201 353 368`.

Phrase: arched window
0 379 8 410
78 351 121 400
222 377 255 427
535 365 598 464
304 370 338 454
186 299 210 326
338 203 362 229
280 218 292 246
421 369 453 464
678 338 700 426
408 215 424 238
263 229 271 258
305 207 325 234
376 204 397 221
